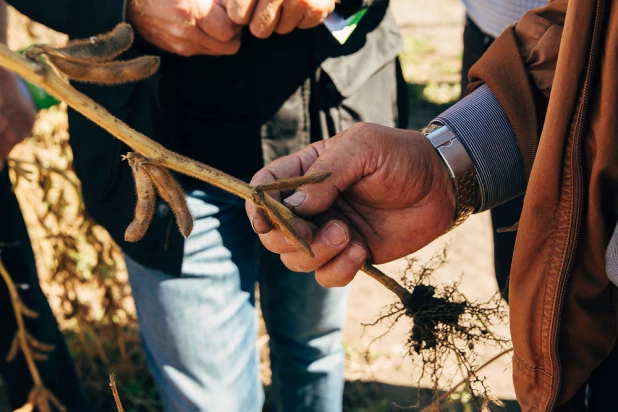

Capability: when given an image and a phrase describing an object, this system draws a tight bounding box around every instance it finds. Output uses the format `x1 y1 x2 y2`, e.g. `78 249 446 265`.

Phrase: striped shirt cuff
435 84 525 212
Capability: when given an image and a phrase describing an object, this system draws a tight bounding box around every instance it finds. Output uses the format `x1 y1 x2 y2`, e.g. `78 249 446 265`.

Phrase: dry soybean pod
143 164 193 238
38 23 134 63
125 161 156 242
142 164 171 204
47 55 160 85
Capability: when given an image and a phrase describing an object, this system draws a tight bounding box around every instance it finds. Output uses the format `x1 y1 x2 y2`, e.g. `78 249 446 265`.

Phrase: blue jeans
124 183 349 411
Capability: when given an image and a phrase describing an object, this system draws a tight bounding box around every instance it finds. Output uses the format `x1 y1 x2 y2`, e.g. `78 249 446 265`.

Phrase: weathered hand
246 123 456 287
225 0 335 38
0 70 36 169
126 0 243 56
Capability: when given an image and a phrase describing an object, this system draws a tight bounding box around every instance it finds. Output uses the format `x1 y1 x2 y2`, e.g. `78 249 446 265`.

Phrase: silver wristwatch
420 123 478 230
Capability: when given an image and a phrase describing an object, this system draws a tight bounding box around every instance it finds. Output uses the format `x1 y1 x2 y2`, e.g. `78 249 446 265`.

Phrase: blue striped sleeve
435 84 525 212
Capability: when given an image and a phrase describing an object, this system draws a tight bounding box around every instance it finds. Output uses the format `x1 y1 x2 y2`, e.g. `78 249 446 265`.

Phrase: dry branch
109 374 125 412
0 257 66 412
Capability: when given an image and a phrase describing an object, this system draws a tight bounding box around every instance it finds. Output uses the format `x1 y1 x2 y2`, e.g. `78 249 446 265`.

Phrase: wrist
420 123 478 230
406 130 457 234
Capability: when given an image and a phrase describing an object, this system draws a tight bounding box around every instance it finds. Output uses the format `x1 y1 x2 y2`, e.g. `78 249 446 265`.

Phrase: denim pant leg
259 247 349 412
203 185 349 411
124 189 263 412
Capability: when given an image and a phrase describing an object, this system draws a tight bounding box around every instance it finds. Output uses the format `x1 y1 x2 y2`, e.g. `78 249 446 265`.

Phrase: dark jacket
7 0 404 276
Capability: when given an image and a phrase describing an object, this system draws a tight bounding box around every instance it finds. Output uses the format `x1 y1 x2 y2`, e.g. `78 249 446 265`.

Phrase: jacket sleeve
466 0 567 181
421 1 566 212
6 0 126 39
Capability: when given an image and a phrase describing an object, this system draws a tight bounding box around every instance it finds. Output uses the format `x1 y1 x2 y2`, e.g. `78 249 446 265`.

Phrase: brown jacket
468 0 618 410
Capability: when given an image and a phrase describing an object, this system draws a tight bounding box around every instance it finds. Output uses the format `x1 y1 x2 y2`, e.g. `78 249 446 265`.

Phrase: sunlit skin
225 0 335 38
246 122 457 288
126 0 243 57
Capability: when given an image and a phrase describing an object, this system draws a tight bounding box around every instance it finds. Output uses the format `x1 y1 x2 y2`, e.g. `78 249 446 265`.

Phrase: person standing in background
460 0 547 300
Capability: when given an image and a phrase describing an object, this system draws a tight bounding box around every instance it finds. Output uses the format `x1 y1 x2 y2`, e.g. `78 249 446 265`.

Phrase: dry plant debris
109 374 125 412
7 129 138 410
0 257 66 412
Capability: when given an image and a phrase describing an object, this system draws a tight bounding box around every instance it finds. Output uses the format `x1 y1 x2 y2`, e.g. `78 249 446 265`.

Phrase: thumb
282 128 372 216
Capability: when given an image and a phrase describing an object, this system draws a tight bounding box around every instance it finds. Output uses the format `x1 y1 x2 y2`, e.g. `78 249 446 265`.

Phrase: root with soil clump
366 249 511 410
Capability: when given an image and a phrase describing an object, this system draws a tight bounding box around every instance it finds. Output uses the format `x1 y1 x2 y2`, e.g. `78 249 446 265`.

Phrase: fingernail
348 243 366 261
284 191 306 207
322 222 347 247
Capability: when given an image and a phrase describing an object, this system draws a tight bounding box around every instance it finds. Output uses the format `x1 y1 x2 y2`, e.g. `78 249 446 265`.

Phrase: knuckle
316 269 355 288
275 23 293 35
229 13 251 26
218 24 241 43
221 39 242 55
253 217 274 235
281 254 313 273
175 3 195 23
219 31 236 43
306 2 329 16
226 0 252 24
250 25 270 39
260 232 283 252
345 122 368 139
227 15 239 25
173 43 194 57
296 0 311 8
251 170 272 186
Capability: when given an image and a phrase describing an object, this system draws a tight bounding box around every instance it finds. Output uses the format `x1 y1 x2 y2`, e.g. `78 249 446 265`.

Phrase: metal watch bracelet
419 123 478 230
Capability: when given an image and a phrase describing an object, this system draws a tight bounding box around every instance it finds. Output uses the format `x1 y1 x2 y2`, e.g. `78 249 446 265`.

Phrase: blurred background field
1 1 518 411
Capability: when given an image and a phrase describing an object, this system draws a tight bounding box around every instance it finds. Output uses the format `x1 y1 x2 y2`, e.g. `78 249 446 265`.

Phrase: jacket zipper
547 0 606 410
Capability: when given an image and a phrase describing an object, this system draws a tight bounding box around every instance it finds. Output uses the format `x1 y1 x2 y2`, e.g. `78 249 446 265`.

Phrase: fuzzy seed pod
47 55 160 85
125 162 156 242
143 164 193 238
38 23 134 63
